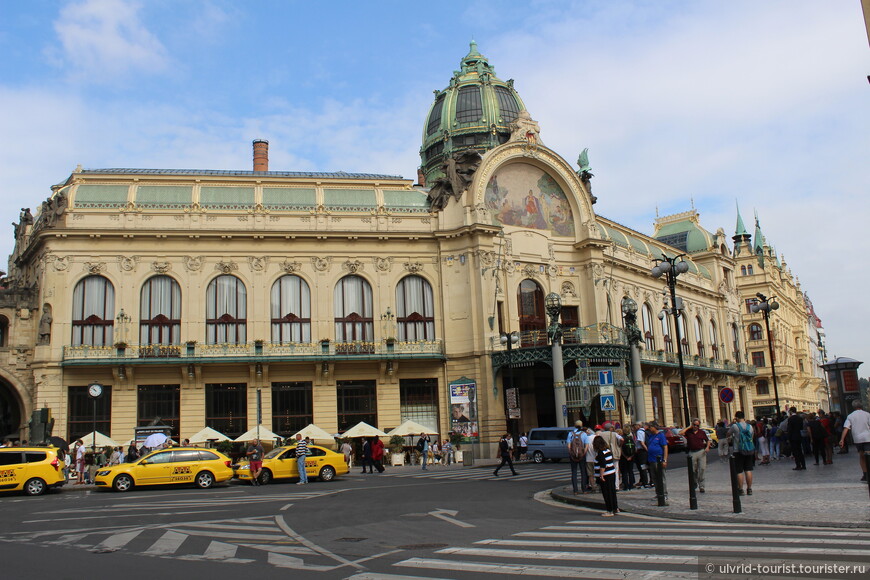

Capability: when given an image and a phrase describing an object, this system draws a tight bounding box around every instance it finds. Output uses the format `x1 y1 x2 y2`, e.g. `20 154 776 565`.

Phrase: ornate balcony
640 349 756 377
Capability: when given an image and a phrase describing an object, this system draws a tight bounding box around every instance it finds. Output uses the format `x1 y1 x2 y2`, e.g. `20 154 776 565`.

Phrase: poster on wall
449 377 478 442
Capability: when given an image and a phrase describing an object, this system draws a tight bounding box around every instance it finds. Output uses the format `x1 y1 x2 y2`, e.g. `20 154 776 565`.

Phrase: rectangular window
337 380 377 431
271 382 312 436
751 351 766 367
67 385 112 442
455 86 482 123
756 379 769 395
137 385 180 439
688 385 700 421
670 383 682 426
205 383 247 439
560 306 579 328
703 385 714 425
650 382 665 424
745 298 756 314
399 378 439 432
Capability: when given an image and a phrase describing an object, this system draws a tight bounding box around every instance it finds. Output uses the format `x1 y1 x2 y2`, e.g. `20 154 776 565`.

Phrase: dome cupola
420 42 527 186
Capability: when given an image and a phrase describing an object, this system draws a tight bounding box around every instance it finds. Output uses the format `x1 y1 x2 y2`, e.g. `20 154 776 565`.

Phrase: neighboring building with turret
0 43 826 450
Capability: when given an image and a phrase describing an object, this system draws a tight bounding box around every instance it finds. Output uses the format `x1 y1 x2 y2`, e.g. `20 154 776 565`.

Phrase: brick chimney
253 139 269 172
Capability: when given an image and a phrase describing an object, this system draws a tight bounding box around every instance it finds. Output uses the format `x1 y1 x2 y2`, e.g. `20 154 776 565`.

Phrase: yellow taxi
702 427 719 448
234 444 348 485
0 447 67 496
94 447 233 492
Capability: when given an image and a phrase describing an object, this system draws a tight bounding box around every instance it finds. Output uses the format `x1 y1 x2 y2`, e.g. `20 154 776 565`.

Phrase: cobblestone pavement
552 450 870 528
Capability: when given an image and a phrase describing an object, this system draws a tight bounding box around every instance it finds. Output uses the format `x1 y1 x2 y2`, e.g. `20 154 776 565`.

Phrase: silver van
526 427 571 463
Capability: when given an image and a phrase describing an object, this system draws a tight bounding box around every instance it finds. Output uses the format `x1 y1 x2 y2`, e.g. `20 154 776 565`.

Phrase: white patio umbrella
294 424 336 443
386 420 439 437
341 421 388 438
79 431 118 448
234 424 280 442
188 427 230 444
143 432 168 448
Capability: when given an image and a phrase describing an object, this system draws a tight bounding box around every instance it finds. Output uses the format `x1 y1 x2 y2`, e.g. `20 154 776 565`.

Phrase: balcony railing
63 339 444 362
640 349 756 375
496 324 627 351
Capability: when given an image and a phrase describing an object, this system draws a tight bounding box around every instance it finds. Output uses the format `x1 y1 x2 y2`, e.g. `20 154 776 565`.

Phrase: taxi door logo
172 466 192 475
0 469 15 481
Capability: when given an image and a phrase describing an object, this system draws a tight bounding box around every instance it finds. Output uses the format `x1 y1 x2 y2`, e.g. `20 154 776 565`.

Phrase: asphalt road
5 456 864 580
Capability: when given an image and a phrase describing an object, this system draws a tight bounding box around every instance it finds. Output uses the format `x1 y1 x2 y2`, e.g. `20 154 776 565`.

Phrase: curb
549 487 870 529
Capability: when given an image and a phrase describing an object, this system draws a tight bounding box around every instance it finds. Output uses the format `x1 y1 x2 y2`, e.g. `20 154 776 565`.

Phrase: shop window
337 380 377 431
68 385 112 442
400 378 439 432
137 385 180 439
272 382 312 436
205 383 247 438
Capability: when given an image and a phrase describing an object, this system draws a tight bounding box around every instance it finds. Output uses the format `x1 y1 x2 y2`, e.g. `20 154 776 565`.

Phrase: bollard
728 453 742 513
652 460 666 506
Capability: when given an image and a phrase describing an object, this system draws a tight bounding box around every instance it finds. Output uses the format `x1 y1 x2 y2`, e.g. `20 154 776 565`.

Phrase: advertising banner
449 378 478 440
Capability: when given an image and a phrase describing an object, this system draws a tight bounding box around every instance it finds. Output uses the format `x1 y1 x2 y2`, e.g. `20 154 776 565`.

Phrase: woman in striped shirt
594 435 619 516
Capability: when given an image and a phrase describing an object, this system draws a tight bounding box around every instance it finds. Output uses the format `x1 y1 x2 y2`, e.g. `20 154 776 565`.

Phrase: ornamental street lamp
651 254 698 510
750 293 781 414
621 296 645 422
545 292 567 429
500 331 520 437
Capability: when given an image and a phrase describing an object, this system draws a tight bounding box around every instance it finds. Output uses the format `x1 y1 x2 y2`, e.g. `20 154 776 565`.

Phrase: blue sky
1 1 868 372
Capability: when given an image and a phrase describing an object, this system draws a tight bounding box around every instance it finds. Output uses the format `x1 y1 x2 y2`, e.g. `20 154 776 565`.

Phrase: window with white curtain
206 275 247 344
140 276 181 345
731 322 742 363
396 275 435 341
695 316 705 357
334 275 373 342
271 275 311 343
677 313 690 354
71 275 115 346
709 319 719 360
661 313 672 353
642 303 655 350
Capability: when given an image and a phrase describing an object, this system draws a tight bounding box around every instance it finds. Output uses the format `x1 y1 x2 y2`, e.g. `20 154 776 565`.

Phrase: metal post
761 308 781 413
545 293 567 429
728 453 742 513
92 397 97 453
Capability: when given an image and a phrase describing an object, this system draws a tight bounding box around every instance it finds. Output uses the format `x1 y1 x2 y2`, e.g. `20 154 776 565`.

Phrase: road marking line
273 515 364 570
238 543 315 555
144 530 188 555
481 538 870 555
347 573 452 580
267 552 336 571
93 529 143 551
202 540 239 559
169 529 288 541
437 546 696 564
24 510 219 524
543 525 870 538
172 522 279 532
396 557 697 579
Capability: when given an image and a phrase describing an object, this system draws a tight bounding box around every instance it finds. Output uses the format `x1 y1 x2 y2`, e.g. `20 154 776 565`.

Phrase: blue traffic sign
598 370 614 385
562 404 567 416
600 394 616 411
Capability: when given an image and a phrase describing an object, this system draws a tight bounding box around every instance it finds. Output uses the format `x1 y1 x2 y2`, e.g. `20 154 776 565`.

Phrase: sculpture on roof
509 109 542 145
577 148 597 205
427 149 483 210
36 192 68 230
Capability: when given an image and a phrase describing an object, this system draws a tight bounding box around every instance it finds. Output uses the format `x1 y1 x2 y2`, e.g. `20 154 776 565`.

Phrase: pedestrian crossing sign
600 394 616 411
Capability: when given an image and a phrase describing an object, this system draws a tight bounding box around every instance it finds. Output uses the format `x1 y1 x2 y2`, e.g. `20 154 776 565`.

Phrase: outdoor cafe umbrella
234 425 279 442
79 431 118 448
341 421 388 439
188 427 230 444
386 420 439 437
143 432 168 448
49 436 69 452
294 424 335 444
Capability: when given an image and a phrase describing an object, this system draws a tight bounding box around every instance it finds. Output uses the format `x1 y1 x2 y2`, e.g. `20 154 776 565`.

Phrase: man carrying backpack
729 411 756 495
567 420 588 494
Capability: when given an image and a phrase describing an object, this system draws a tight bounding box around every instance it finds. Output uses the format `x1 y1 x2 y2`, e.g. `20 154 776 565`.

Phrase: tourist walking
567 420 587 494
493 433 517 476
416 433 431 470
646 421 669 505
681 418 710 492
633 423 650 487
246 438 264 485
371 436 385 473
618 427 636 491
730 411 756 495
786 407 807 471
295 433 309 484
594 435 618 516
839 400 870 482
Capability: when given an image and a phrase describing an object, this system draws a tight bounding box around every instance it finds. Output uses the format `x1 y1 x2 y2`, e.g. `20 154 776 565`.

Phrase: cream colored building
0 43 823 448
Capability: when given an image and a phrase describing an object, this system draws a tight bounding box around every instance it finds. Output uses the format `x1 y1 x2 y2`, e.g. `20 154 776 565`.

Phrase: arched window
731 323 741 363
748 323 763 341
206 275 247 344
334 275 373 342
661 313 672 353
517 279 545 345
740 265 747 275
695 316 705 357
396 275 435 341
72 275 115 346
747 265 754 275
642 303 655 350
271 275 311 343
709 319 719 360
677 312 690 354
140 276 181 345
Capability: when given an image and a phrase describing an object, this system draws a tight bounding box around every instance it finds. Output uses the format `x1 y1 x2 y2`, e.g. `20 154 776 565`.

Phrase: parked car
665 428 687 452
526 427 571 463
0 447 66 496
233 444 348 484
95 447 233 492
701 427 719 449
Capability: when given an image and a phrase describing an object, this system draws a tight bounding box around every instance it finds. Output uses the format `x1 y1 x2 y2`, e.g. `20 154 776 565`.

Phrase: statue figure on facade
509 109 542 145
38 193 68 229
427 149 482 210
577 148 597 204
37 304 52 345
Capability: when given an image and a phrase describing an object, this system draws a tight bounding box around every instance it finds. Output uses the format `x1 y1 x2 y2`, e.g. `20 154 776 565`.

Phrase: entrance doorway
0 380 23 440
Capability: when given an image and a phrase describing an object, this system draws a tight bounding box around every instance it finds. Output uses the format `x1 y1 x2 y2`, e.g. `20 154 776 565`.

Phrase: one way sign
600 394 616 411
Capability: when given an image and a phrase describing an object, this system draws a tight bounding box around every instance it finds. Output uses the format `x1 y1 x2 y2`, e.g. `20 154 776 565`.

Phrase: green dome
653 211 715 254
420 42 527 185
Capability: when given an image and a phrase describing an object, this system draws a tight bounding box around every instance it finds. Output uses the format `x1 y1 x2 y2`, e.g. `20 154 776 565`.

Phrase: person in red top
818 410 834 465
680 419 710 492
371 437 385 473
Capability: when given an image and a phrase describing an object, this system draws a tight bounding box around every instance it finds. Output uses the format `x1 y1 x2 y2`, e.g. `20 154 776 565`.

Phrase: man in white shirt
840 400 870 482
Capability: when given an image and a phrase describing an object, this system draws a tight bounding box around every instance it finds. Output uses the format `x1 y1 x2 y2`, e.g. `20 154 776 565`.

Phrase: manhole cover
397 543 448 550
335 537 367 542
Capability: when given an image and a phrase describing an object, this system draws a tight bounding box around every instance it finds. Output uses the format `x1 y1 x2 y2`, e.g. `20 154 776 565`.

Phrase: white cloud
50 0 169 80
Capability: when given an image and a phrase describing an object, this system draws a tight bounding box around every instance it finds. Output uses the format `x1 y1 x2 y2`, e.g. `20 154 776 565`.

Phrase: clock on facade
88 382 103 398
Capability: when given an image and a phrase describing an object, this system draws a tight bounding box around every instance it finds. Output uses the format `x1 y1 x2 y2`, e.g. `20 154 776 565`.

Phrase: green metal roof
262 187 316 210
323 188 376 211
200 186 255 209
383 189 430 212
73 184 128 208
654 219 714 254
136 185 193 208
